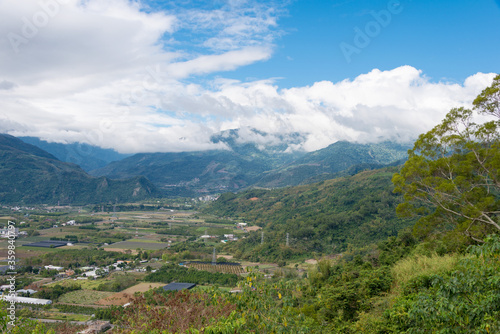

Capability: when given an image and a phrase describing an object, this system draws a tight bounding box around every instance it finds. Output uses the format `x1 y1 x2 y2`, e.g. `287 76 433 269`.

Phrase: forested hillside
207 166 416 262
0 134 160 204
255 141 410 188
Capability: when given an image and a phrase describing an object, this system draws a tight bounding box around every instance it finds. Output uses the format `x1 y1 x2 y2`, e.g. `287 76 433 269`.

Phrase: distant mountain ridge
255 141 411 188
0 134 160 204
19 136 131 171
90 129 411 195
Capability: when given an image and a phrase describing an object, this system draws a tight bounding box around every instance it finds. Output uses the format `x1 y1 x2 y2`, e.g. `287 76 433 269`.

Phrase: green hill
206 166 415 261
0 134 160 204
255 141 411 187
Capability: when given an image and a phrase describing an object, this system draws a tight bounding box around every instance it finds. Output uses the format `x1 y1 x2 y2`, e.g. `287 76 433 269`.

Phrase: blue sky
0 0 498 153
181 0 500 87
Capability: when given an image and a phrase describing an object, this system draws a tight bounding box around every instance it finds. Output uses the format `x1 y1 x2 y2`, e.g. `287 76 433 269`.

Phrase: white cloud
204 66 496 151
0 1 496 154
165 46 272 79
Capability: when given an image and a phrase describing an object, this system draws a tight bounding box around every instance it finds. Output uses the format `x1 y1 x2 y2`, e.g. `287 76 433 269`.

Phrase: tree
392 74 500 242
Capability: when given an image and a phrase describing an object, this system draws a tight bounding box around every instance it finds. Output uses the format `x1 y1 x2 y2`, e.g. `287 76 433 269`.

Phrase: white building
83 267 108 278
17 289 37 295
0 228 19 238
2 296 52 305
44 265 64 271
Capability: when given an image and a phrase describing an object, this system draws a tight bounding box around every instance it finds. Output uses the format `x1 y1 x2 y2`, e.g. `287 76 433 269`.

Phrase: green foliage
34 283 81 301
303 256 394 331
55 304 97 315
96 273 137 292
0 300 52 334
393 74 500 243
22 248 131 267
377 229 418 266
386 234 500 333
144 263 238 286
94 305 123 322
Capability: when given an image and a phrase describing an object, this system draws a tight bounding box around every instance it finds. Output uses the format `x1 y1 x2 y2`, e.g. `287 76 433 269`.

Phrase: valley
1 76 499 333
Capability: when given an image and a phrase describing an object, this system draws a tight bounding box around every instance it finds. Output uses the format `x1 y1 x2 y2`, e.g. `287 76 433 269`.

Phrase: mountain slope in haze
20 136 130 171
91 136 410 195
206 166 415 262
254 141 411 188
90 150 275 197
0 134 160 204
90 129 306 196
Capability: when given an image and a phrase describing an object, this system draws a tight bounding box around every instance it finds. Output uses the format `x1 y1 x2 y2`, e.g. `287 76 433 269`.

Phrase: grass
391 253 459 293
48 278 101 290
106 241 169 250
125 238 163 244
15 246 64 252
58 289 115 305
347 253 462 332
35 311 91 322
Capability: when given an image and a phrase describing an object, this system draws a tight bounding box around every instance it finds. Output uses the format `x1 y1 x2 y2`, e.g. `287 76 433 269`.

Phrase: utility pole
286 233 289 247
212 247 216 266
261 231 264 245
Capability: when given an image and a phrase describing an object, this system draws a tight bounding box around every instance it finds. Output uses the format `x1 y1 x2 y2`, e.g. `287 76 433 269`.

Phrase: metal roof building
2 296 52 305
162 283 196 291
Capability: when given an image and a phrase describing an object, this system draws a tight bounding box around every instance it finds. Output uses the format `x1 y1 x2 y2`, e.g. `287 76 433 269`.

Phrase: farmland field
106 240 169 250
121 282 166 294
186 262 244 274
58 290 115 305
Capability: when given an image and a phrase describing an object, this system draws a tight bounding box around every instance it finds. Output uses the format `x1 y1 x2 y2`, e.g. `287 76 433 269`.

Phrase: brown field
102 248 138 255
96 292 132 306
122 282 166 294
96 282 165 306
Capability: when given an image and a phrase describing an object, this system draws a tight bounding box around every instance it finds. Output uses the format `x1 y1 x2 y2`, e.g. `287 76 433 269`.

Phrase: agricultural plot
96 282 166 306
97 292 133 306
106 240 169 250
48 279 101 291
121 282 166 294
58 290 115 305
186 262 244 274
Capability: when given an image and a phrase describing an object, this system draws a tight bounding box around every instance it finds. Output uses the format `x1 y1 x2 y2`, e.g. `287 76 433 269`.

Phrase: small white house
17 289 37 295
44 265 64 271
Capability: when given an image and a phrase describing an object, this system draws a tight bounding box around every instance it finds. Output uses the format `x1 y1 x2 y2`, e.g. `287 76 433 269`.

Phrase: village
0 204 285 332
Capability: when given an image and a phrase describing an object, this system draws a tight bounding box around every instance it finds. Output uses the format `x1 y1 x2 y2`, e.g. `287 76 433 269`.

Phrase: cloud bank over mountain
0 0 495 153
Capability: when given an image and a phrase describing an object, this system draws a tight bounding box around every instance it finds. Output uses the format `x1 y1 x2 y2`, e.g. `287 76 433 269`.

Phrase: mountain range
0 134 159 205
89 129 411 196
2 130 412 201
19 136 131 172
